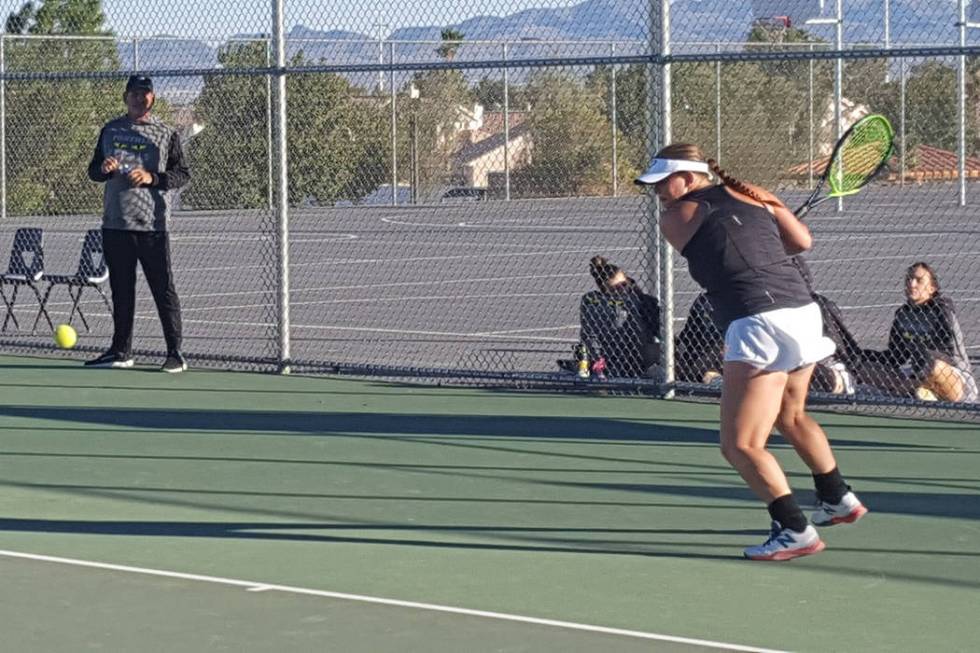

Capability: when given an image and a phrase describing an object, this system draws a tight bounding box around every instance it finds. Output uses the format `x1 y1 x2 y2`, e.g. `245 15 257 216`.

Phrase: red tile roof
786 144 980 181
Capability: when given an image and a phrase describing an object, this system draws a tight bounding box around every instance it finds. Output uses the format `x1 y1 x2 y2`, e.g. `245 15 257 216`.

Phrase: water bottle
575 343 590 379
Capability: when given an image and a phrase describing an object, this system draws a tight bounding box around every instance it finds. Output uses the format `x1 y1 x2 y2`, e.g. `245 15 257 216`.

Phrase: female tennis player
636 143 867 561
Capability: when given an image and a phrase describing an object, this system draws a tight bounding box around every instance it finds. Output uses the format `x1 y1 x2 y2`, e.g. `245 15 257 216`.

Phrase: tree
185 43 389 209
512 70 611 197
436 28 464 61
391 29 474 199
472 76 505 111
182 42 270 209
903 61 975 157
586 64 646 190
3 0 120 215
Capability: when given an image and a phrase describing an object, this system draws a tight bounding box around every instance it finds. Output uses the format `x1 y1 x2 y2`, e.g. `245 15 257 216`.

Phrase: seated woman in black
857 262 977 402
560 256 661 378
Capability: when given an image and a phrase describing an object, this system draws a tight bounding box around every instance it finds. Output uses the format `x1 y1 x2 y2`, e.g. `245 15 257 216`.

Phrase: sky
0 1 585 40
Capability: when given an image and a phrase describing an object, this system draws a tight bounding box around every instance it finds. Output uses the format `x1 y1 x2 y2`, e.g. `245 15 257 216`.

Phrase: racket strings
829 118 894 194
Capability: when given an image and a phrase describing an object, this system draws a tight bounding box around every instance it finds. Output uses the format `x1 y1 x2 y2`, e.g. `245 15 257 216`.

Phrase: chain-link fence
1 0 979 418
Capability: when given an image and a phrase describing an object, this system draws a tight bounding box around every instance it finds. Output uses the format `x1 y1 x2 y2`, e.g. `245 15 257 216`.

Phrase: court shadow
0 517 739 562
527 479 980 521
0 405 951 450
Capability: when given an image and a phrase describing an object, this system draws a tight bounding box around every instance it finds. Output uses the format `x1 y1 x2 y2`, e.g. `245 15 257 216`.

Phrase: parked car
440 187 488 202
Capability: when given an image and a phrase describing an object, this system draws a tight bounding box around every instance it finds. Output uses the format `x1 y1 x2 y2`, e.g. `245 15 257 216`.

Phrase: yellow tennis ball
54 324 77 349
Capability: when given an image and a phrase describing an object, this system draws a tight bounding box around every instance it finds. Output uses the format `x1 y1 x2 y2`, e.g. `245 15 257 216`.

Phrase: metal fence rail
1 0 979 418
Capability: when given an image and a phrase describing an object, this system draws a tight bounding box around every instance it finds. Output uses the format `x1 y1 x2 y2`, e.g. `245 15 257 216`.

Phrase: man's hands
101 156 120 174
101 157 152 186
127 168 153 186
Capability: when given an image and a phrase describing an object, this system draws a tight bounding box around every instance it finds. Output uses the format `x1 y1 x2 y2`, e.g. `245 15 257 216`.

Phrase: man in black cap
85 74 191 372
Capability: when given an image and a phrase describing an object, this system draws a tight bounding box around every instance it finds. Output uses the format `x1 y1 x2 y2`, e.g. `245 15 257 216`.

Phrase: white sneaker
811 491 868 527
743 521 826 561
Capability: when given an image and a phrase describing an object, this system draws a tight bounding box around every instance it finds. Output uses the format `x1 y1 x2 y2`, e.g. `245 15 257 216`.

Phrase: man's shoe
83 351 134 369
812 491 868 526
161 352 188 374
743 521 826 561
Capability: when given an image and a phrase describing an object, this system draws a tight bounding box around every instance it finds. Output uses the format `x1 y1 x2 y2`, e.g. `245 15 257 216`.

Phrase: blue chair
35 229 111 332
0 227 49 332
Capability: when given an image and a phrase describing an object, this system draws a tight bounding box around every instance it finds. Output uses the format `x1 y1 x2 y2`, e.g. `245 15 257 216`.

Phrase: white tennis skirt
724 302 836 372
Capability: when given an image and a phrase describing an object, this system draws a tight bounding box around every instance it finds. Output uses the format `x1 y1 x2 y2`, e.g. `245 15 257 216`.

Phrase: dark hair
706 159 768 204
907 261 941 295
589 256 627 290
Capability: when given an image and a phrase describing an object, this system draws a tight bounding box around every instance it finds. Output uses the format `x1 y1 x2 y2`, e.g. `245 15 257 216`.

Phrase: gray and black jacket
88 114 190 232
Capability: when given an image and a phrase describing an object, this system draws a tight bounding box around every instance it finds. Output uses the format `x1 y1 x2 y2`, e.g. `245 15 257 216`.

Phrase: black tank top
678 185 812 330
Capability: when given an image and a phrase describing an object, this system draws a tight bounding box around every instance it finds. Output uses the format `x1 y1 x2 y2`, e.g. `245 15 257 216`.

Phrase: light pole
373 22 389 94
409 84 420 204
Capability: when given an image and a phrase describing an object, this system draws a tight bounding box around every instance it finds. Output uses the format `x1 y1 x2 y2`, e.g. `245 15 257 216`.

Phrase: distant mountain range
115 0 972 101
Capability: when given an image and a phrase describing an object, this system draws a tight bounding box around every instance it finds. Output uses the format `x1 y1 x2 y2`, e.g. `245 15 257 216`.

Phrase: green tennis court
1 354 977 652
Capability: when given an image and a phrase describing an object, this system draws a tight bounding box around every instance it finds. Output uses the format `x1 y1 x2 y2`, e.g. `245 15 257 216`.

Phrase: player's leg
719 361 791 501
777 363 867 526
721 361 825 560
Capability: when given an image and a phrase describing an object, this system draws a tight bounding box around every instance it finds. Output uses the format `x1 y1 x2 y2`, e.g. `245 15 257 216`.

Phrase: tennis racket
794 113 895 219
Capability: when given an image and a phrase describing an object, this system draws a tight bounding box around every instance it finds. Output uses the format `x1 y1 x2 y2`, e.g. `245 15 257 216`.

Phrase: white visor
634 158 710 185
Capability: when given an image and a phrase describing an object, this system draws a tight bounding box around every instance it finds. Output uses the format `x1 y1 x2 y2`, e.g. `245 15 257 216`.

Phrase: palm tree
436 28 464 61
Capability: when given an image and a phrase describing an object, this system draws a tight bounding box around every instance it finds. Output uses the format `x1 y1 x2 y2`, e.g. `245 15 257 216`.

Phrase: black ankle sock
813 467 849 504
768 494 808 533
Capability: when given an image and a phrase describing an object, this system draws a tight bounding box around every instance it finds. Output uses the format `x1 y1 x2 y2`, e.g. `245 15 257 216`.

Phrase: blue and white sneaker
811 491 868 527
743 521 826 561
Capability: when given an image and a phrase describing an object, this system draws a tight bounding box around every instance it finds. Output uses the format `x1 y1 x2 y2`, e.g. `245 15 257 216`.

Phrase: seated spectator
558 256 661 378
856 262 978 402
675 293 723 384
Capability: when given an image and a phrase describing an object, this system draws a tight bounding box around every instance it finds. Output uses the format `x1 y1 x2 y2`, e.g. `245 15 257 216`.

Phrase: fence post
900 57 906 187
884 0 891 83
958 0 967 206
715 42 722 165
503 42 511 200
808 42 814 189
649 0 674 396
266 37 274 212
611 42 618 197
835 0 843 213
1 36 6 223
390 41 397 206
272 0 291 373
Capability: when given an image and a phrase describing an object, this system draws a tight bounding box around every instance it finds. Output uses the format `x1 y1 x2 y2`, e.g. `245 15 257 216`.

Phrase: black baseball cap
125 75 153 92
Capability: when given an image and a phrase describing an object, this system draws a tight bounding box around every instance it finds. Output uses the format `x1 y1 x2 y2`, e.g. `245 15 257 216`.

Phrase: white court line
0 549 784 653
153 272 586 302
474 324 580 336
173 235 359 245
178 291 577 311
380 216 622 232
58 310 574 343
179 245 639 274
815 232 977 241
807 250 980 265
